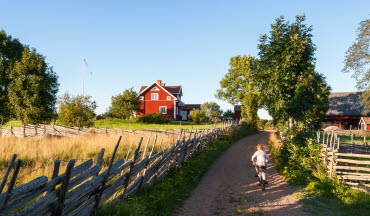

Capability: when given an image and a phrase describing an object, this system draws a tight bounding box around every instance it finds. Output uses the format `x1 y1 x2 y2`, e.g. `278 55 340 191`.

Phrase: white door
181 111 187 121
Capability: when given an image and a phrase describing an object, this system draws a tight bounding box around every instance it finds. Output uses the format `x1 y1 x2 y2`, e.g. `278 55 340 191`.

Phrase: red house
138 80 200 120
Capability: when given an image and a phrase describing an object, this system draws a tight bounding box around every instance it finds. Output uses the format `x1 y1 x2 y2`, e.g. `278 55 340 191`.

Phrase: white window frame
151 93 158 100
159 106 167 114
151 86 159 91
167 96 171 100
139 96 144 100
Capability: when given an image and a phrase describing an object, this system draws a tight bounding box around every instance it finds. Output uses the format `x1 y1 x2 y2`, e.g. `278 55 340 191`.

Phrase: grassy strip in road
98 124 257 216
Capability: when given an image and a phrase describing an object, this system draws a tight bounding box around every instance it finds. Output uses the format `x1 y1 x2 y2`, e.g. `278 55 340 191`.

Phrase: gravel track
174 131 310 216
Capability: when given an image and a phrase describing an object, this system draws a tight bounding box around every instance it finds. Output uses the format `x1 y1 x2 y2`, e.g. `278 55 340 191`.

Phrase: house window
151 87 159 91
159 106 167 114
139 96 144 100
167 96 171 100
151 93 158 100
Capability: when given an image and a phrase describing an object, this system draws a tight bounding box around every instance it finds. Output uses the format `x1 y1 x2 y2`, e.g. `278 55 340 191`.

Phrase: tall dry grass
0 131 179 186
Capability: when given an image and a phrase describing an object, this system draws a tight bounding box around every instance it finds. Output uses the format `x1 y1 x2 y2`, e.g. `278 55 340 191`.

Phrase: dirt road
174 131 309 216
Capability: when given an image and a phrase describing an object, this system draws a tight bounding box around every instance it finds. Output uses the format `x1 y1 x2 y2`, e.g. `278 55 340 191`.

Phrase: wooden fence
318 130 370 193
0 123 199 138
0 123 235 215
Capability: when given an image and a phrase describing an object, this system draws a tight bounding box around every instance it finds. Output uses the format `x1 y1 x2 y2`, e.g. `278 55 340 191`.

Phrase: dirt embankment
174 131 309 216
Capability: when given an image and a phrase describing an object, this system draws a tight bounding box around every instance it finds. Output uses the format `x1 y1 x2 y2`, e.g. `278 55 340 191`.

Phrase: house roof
234 105 242 112
326 92 365 116
182 104 201 110
139 82 182 98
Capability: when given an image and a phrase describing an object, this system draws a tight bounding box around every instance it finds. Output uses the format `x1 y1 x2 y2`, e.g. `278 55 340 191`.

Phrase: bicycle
257 165 267 191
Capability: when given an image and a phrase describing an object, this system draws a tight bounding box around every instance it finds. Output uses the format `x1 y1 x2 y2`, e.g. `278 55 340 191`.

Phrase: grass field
94 118 221 130
2 118 223 131
0 131 179 187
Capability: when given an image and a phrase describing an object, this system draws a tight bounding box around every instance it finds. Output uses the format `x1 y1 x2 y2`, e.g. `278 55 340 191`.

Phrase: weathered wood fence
0 123 236 215
0 123 206 138
318 130 370 193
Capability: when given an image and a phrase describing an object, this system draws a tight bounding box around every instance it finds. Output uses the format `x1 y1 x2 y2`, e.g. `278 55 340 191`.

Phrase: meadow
0 131 181 187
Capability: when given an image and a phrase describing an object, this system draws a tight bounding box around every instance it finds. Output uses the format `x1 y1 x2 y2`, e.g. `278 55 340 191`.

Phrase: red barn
234 105 242 121
138 80 201 120
323 92 370 130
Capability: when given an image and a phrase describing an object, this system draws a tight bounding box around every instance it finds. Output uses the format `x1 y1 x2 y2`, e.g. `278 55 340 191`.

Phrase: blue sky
1 1 369 119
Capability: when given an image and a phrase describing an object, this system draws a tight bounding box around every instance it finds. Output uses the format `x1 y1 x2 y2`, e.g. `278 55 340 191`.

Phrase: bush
188 109 207 123
137 113 170 124
57 93 97 127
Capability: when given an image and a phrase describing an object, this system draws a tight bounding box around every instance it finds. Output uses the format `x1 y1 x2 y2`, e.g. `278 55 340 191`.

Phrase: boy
251 144 269 180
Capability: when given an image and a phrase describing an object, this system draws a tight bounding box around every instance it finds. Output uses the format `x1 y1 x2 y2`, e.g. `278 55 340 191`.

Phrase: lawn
2 118 224 131
94 118 222 130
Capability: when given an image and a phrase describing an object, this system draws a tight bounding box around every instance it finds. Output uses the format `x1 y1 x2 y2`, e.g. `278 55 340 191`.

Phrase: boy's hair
256 144 263 150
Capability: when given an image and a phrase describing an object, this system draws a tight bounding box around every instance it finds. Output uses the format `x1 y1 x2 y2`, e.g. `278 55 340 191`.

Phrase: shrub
137 113 170 124
188 109 207 123
57 93 97 127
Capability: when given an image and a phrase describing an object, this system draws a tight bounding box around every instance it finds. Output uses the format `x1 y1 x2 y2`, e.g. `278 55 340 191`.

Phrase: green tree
256 15 330 128
109 88 142 119
8 47 59 124
222 109 234 120
57 93 97 127
216 55 261 126
188 109 207 123
201 102 223 121
0 30 24 122
343 17 370 113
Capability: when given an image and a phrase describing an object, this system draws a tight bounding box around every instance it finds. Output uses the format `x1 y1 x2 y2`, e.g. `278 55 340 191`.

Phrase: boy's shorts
254 165 267 172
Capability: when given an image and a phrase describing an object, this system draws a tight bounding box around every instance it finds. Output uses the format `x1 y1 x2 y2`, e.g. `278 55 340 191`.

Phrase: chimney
156 80 165 86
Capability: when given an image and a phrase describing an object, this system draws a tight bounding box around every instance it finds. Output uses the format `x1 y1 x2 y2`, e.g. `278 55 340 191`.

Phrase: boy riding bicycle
251 144 269 183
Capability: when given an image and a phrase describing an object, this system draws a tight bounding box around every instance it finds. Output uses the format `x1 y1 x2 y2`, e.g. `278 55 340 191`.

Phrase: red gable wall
140 83 176 118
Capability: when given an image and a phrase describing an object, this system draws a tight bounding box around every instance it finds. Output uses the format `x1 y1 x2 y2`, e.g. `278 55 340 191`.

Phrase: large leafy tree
256 15 330 128
0 30 24 122
58 93 97 127
109 88 142 119
201 102 223 121
216 55 261 126
343 17 370 113
8 48 59 124
0 30 59 124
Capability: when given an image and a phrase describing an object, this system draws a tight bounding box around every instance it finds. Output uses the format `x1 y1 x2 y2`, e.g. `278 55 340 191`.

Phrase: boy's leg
254 166 259 177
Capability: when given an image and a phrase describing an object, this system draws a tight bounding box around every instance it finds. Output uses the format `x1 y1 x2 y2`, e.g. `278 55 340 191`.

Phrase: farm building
138 80 201 120
323 92 370 130
234 105 242 121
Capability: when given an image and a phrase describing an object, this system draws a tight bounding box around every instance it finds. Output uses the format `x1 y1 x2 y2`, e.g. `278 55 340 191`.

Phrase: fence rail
317 130 370 193
0 124 197 138
0 122 236 215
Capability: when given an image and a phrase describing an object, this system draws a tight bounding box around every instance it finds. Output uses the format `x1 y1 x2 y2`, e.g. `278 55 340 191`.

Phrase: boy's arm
265 152 270 161
251 152 257 162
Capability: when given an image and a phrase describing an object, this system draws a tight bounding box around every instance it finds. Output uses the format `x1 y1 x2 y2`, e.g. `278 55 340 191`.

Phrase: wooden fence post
55 160 75 216
94 136 122 210
96 148 106 167
47 160 61 193
120 137 143 198
139 135 157 189
0 154 17 194
0 159 22 213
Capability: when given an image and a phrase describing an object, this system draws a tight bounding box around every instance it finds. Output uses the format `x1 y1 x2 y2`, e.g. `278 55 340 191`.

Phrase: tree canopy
343 17 370 113
0 30 58 124
201 102 223 121
109 88 142 119
216 55 261 126
217 15 330 129
57 93 97 127
256 15 330 127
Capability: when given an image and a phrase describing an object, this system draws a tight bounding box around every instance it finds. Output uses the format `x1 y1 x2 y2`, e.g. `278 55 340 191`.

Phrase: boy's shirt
251 150 269 166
